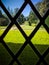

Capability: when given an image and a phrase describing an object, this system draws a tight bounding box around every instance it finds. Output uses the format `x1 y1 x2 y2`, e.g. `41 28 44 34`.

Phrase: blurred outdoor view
0 0 49 65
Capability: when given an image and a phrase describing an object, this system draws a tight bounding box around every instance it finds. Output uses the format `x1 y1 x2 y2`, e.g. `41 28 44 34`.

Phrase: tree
0 9 9 26
17 14 26 25
35 2 42 11
0 18 9 26
39 0 49 26
10 8 13 16
43 0 49 9
14 8 26 25
28 21 31 26
28 10 38 26
39 0 49 16
39 1 47 16
7 7 11 13
14 8 19 14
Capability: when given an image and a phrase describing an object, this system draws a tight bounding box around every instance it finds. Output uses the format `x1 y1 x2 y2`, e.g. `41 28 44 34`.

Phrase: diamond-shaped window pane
4 25 25 54
0 0 49 65
16 4 39 36
0 43 12 65
18 44 39 65
31 26 49 54
45 53 49 65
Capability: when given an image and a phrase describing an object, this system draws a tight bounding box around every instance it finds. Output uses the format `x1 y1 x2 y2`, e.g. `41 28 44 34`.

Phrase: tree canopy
0 10 9 26
27 0 49 26
39 0 49 16
0 7 26 26
0 0 49 26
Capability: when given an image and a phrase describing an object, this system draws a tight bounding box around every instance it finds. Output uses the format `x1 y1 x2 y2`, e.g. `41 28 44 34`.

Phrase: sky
1 0 40 17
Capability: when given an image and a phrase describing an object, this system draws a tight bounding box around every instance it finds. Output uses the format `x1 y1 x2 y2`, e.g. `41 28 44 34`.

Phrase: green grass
0 27 49 44
32 29 49 45
0 26 6 29
0 26 49 65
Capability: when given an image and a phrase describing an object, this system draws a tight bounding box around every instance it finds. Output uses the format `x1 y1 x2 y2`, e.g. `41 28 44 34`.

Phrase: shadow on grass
0 42 49 65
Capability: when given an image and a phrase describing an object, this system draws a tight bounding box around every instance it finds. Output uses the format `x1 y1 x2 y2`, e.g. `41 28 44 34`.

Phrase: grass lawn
0 26 49 65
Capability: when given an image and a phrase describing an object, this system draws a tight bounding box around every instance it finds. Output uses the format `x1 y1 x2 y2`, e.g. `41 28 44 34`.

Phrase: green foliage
36 0 49 26
28 21 31 26
0 10 9 26
39 1 47 16
38 0 49 26
0 7 26 26
45 16 49 27
14 8 19 15
7 7 26 25
27 11 38 25
35 2 42 11
0 18 9 26
39 0 49 16
17 14 26 25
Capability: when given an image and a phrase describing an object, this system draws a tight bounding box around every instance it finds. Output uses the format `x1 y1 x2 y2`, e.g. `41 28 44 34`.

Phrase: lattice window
0 0 49 65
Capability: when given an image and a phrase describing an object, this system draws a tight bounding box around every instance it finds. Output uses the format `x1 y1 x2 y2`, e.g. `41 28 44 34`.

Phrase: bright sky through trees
2 0 40 16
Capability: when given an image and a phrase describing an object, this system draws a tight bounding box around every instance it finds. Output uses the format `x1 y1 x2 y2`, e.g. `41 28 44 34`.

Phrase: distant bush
0 18 9 26
0 9 9 26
